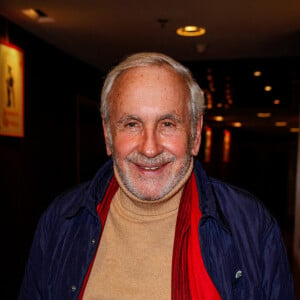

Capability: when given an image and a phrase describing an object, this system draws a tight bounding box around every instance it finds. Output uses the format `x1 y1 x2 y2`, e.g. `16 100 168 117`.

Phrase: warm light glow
213 116 224 122
205 90 213 109
176 26 206 37
217 102 223 108
204 126 212 163
232 122 242 128
22 8 54 23
264 85 272 92
257 112 271 118
22 9 39 20
290 128 300 133
253 71 262 77
273 99 280 105
38 16 54 23
223 130 231 163
186 26 198 31
275 121 287 127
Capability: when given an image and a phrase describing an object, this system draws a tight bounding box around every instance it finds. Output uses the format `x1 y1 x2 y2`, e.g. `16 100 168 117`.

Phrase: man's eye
126 122 137 128
163 122 174 127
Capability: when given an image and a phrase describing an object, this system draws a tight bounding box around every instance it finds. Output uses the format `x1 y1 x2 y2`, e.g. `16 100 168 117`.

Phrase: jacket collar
64 160 114 218
194 160 231 233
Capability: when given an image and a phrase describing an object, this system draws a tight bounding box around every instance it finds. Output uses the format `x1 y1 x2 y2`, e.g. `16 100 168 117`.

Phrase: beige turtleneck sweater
83 159 193 300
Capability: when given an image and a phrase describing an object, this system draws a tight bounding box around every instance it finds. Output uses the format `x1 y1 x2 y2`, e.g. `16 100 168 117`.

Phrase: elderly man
19 52 295 299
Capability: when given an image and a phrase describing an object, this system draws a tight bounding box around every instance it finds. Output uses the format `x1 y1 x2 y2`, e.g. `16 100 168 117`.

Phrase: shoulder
210 178 264 212
35 182 90 237
46 182 90 218
209 177 276 239
39 160 114 229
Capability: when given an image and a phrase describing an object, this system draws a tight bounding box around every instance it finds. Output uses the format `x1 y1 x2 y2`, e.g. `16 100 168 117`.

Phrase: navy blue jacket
19 160 295 299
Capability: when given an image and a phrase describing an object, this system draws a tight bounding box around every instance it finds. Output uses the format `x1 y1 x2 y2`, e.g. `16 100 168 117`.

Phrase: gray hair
100 52 205 139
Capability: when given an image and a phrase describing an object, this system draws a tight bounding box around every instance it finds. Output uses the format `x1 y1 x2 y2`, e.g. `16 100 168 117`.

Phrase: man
19 52 295 299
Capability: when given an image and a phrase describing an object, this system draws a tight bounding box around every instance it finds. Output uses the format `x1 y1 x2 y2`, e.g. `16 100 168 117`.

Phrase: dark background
0 16 299 298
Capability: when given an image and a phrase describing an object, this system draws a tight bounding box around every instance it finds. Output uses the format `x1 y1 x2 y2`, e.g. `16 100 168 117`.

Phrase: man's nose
138 128 162 158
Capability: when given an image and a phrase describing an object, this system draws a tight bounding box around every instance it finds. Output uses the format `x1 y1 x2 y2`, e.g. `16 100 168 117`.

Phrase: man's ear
102 118 112 156
191 114 203 156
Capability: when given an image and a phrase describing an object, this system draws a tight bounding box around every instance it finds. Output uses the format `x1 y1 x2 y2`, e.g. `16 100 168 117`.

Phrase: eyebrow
115 113 184 126
159 114 183 123
116 115 140 126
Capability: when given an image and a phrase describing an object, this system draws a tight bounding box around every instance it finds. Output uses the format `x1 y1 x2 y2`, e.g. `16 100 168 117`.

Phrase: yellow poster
0 41 24 137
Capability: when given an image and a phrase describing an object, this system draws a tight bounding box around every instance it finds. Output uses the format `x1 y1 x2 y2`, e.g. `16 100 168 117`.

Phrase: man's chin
132 193 165 202
128 183 172 201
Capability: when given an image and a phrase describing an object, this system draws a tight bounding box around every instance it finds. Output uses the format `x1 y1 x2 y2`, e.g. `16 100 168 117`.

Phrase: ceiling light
273 99 280 105
253 71 262 77
22 8 54 23
275 121 287 127
213 116 224 122
22 9 39 20
257 112 271 118
232 122 242 128
264 85 272 92
176 25 206 37
290 128 300 133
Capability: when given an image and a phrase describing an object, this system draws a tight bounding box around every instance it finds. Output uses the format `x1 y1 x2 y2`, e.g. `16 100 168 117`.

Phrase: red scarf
172 173 221 299
79 173 221 299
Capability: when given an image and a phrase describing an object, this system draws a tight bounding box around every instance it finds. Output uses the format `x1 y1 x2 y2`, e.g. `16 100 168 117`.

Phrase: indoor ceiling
1 0 300 68
1 0 300 133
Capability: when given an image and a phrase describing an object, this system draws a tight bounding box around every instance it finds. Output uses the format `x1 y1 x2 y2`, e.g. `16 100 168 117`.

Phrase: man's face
103 65 202 200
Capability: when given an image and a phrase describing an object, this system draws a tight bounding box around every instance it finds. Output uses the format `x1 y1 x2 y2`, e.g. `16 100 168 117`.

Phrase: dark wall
0 17 105 298
200 129 297 227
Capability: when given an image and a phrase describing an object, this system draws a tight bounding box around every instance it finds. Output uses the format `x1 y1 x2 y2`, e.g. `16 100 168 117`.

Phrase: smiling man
104 64 200 200
19 53 295 299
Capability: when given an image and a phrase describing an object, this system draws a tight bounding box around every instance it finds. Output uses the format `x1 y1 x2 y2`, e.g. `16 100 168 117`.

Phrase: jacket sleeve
261 218 295 299
18 213 50 300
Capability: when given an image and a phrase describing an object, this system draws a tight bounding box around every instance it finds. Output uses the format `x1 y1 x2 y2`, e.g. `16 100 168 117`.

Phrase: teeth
143 166 159 170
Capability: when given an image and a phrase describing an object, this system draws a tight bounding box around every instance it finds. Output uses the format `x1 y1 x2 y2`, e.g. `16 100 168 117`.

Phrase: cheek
112 133 138 158
162 134 190 157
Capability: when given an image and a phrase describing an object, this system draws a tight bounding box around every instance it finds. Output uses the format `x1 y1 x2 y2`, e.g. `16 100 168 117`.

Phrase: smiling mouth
141 166 160 171
135 161 171 172
127 152 175 172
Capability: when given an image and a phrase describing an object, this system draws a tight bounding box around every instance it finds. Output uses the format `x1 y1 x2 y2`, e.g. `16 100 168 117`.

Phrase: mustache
127 151 176 167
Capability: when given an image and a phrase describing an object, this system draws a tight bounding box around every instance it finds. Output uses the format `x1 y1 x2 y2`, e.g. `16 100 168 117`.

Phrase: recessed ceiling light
264 85 272 92
275 121 287 127
176 25 206 37
22 9 39 20
257 112 271 118
253 71 262 77
213 116 224 122
232 122 242 128
22 8 54 23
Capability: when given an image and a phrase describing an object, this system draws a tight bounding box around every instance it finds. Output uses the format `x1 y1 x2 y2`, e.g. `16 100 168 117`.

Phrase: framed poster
0 41 24 137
